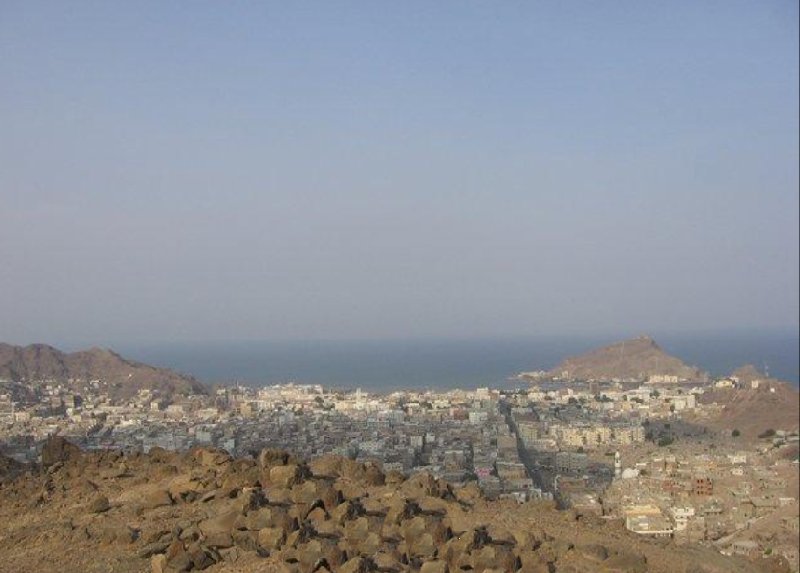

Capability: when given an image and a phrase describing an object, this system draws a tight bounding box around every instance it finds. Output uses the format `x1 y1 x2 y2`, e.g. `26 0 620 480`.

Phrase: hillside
0 439 787 573
548 336 706 382
696 366 800 439
0 343 206 400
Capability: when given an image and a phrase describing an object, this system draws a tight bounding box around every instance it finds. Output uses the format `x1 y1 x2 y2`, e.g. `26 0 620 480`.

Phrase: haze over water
117 329 800 392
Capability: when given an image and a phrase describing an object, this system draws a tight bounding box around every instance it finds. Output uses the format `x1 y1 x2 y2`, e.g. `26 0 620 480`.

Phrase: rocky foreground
0 439 790 573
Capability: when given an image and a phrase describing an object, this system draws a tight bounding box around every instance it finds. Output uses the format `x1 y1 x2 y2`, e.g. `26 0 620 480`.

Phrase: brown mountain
0 343 206 400
548 335 706 382
696 365 800 438
730 364 772 384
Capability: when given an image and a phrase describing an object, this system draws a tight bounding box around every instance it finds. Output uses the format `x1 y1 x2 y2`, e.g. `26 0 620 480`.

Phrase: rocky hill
0 343 206 400
696 366 800 439
548 336 706 382
0 438 789 573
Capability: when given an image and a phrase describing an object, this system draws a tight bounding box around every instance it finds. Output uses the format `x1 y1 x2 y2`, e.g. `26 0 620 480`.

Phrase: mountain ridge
0 342 207 400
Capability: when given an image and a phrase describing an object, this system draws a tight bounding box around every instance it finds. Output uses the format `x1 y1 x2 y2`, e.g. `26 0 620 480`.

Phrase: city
2 367 798 570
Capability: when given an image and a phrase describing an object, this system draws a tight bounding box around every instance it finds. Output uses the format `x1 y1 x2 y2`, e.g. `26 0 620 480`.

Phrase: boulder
242 506 273 530
166 548 193 572
99 465 129 480
385 497 418 525
309 454 343 478
193 447 232 468
516 550 551 573
266 486 292 506
443 511 476 536
198 510 239 537
270 464 302 488
88 495 110 514
294 538 345 571
258 448 293 469
179 525 201 542
231 529 258 551
41 436 81 467
339 557 377 573
486 523 515 545
420 560 448 573
204 530 233 549
454 482 481 505
166 475 206 500
362 462 385 486
268 506 298 534
343 516 371 546
142 489 173 510
400 516 428 542
186 541 215 570
442 535 471 569
385 470 405 486
360 497 387 516
238 486 268 511
373 551 402 572
257 526 286 550
335 480 368 501
306 506 328 526
291 480 323 504
399 473 438 500
150 554 167 573
331 500 364 525
219 466 260 495
406 532 436 559
314 518 341 538
138 541 172 559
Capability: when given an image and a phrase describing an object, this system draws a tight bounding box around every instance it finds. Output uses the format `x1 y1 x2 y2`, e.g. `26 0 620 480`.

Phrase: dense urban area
1 354 798 572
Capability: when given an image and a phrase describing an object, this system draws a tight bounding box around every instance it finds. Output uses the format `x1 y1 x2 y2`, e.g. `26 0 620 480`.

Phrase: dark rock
41 436 81 467
88 495 110 513
142 488 173 510
257 526 286 550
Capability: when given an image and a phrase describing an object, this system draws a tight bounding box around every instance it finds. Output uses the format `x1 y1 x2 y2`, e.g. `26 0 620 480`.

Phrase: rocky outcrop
0 441 783 573
41 435 82 467
0 452 25 484
548 336 707 382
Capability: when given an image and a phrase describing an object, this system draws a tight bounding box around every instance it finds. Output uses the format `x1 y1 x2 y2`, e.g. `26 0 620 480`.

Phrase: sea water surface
117 329 799 392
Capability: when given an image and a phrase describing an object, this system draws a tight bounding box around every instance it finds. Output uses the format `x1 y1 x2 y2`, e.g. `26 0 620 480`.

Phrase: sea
116 329 799 393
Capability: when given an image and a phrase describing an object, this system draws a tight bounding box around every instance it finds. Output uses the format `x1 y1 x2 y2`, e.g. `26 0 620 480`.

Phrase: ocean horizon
110 329 799 393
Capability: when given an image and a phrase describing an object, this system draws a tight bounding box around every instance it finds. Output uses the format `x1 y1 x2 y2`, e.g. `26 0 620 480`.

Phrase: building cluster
604 443 799 570
1 375 797 571
0 382 550 502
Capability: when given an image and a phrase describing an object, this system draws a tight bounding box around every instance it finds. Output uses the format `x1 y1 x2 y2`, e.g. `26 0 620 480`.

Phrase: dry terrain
548 336 706 381
0 438 792 573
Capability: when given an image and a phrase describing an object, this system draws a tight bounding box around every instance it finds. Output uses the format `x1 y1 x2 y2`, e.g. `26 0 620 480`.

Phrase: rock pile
0 440 789 573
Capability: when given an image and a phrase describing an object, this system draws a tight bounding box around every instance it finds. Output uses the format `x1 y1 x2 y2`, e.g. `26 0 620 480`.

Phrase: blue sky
1 1 798 343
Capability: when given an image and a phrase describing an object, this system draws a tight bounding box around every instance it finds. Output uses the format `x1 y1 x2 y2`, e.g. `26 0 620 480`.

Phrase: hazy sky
1 2 798 344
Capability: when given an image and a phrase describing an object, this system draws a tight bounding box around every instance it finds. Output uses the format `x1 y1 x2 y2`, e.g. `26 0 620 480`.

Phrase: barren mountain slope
0 343 206 400
0 439 789 573
697 378 799 439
